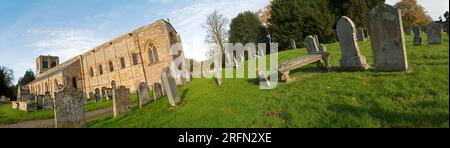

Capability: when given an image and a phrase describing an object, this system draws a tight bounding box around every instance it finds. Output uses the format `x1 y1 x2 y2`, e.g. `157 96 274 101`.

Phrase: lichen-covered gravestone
412 26 422 45
368 4 408 72
112 86 132 117
161 68 181 107
426 22 442 44
337 16 370 70
137 82 150 108
153 82 163 101
357 27 366 41
305 35 319 54
54 87 86 128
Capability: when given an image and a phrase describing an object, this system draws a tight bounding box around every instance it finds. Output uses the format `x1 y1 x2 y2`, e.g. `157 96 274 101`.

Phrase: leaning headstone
112 86 132 117
161 68 181 107
153 83 163 100
290 38 297 49
337 16 370 70
368 4 408 72
357 27 366 41
426 22 442 44
137 82 150 108
54 87 86 128
305 35 319 54
412 26 423 45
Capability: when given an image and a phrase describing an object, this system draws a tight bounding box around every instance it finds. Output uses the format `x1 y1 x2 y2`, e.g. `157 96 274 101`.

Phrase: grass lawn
0 94 138 125
88 33 449 128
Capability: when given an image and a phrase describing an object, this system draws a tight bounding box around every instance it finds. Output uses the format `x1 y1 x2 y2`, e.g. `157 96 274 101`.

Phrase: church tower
36 55 59 76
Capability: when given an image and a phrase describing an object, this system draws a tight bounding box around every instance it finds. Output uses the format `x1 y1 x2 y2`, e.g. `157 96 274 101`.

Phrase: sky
0 0 448 83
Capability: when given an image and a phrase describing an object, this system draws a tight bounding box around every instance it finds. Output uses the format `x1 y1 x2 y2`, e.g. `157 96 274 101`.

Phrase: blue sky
0 0 448 83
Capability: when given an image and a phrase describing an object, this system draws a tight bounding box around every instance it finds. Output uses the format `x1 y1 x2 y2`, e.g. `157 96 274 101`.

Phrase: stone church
26 20 186 98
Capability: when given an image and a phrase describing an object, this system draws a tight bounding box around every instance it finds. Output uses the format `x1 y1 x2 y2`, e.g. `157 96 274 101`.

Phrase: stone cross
112 86 132 117
54 87 86 128
337 16 370 70
426 22 442 44
368 4 408 72
161 68 181 107
137 82 150 108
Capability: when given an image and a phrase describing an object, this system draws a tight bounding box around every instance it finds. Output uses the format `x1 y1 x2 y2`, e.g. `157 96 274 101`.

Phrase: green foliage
229 11 267 44
331 0 384 32
269 0 337 51
0 66 15 98
18 69 35 86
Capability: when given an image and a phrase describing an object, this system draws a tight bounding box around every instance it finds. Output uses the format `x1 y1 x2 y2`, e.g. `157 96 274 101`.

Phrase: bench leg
323 56 332 72
281 71 291 82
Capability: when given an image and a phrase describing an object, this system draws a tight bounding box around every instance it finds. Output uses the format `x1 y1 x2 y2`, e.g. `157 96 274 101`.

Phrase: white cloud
164 0 269 61
27 27 105 61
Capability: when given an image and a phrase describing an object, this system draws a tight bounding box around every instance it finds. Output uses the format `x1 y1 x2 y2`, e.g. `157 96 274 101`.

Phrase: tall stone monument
368 4 408 72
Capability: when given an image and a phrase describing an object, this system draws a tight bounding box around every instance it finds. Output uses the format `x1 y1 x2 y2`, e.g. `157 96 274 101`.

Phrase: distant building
26 20 186 98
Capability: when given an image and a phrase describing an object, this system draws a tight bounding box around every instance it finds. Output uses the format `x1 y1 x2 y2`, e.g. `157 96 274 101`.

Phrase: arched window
51 61 57 68
148 44 159 65
99 64 104 75
132 53 138 65
109 61 114 72
43 60 48 68
72 77 77 89
120 57 126 69
90 67 94 77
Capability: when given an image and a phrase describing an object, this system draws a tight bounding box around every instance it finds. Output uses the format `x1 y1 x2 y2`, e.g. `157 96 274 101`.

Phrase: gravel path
0 107 112 128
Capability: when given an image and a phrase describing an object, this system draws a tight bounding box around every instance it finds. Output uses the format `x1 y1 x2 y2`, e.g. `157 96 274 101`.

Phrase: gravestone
54 87 86 128
368 4 408 72
11 101 19 109
337 16 370 70
153 83 163 101
426 22 442 44
404 27 412 35
357 27 366 41
137 82 150 108
0 96 9 103
94 88 101 103
290 38 297 49
161 68 181 107
19 101 37 112
112 86 132 117
35 95 44 109
305 35 319 54
42 93 53 109
106 88 112 100
412 26 423 45
319 44 327 52
88 92 94 100
258 70 271 89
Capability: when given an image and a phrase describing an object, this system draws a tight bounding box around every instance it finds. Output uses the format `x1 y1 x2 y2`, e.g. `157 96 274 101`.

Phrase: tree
204 10 229 58
229 11 267 45
331 0 385 30
0 66 15 98
256 3 272 25
269 0 336 50
17 69 35 86
395 0 432 28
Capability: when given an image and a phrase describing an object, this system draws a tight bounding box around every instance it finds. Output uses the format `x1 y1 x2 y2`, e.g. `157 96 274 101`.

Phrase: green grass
0 95 139 125
88 33 449 128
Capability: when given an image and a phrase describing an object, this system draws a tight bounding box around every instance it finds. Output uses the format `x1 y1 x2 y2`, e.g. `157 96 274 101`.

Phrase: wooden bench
278 52 332 82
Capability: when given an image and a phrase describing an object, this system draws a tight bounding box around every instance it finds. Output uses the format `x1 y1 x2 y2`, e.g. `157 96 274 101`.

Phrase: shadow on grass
327 104 449 128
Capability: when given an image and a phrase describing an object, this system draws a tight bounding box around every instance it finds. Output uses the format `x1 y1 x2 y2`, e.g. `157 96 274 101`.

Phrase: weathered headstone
404 27 412 35
318 44 327 52
11 101 19 109
337 16 370 70
137 82 150 108
112 86 131 117
290 38 297 49
42 93 53 109
305 35 319 54
106 88 112 100
412 26 423 45
54 87 86 128
153 83 163 101
368 4 408 72
161 68 181 107
357 27 366 41
19 101 37 112
426 22 442 44
94 88 101 103
88 92 94 100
